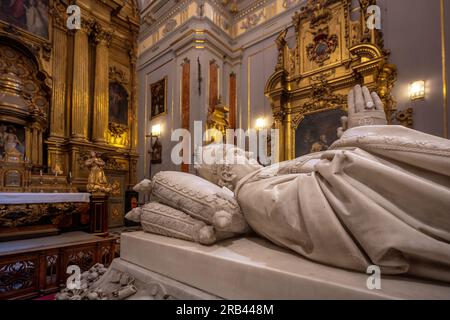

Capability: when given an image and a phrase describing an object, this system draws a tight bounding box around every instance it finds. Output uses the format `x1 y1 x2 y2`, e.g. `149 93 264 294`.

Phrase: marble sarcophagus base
117 231 450 300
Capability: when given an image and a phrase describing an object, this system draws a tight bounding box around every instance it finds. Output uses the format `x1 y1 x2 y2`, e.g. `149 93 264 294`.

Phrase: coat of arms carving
306 28 338 65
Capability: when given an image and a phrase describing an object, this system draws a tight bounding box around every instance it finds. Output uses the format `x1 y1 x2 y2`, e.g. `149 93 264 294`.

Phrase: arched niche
0 36 50 167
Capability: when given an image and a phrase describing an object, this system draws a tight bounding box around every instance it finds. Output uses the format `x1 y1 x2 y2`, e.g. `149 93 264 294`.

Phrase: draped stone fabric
235 125 450 282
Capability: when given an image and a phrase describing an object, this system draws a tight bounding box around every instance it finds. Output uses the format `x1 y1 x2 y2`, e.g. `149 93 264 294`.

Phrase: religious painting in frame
150 77 167 119
109 82 129 125
0 122 26 158
295 108 347 157
0 0 50 39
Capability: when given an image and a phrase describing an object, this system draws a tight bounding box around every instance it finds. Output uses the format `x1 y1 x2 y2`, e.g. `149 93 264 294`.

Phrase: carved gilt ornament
306 28 338 65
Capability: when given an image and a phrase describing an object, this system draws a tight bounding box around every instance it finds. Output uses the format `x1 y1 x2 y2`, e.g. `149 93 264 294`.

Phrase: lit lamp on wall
151 124 161 137
255 117 266 130
145 124 162 177
409 80 426 101
255 117 270 166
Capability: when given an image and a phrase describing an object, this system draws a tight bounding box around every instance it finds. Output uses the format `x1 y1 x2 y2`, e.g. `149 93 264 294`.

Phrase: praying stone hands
337 85 387 138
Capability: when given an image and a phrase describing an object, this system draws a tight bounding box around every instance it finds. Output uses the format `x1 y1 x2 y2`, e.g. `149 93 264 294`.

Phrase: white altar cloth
121 231 450 300
0 193 90 204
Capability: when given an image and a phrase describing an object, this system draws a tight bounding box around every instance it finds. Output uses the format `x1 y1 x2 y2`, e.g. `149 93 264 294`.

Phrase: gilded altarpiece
265 0 399 161
0 0 140 227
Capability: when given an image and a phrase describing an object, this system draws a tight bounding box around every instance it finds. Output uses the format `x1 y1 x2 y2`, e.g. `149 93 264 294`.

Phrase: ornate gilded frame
149 76 168 120
265 0 398 161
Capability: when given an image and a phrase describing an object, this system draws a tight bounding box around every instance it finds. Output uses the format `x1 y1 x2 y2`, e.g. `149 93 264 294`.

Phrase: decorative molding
306 27 338 66
109 65 130 84
138 0 304 55
107 122 130 147
395 108 414 128
266 0 397 161
162 19 178 36
90 22 113 46
240 11 265 30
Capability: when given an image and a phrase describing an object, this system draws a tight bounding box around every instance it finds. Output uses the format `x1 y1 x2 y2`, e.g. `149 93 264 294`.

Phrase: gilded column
273 112 285 163
38 131 43 165
129 32 139 152
49 3 68 138
284 112 293 161
31 126 39 164
92 25 111 144
71 21 91 141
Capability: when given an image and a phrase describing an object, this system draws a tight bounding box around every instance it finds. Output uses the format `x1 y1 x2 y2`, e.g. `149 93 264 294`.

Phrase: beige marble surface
0 231 102 256
0 193 90 204
121 231 450 300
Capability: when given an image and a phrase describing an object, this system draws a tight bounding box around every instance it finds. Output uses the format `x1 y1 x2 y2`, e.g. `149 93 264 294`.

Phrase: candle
40 170 43 177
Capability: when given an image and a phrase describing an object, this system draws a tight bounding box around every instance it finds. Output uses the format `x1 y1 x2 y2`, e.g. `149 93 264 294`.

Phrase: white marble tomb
115 232 450 300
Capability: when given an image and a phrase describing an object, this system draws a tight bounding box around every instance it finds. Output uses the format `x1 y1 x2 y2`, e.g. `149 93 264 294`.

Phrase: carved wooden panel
0 256 38 299
66 248 96 272
107 174 126 228
0 237 116 299
45 253 59 288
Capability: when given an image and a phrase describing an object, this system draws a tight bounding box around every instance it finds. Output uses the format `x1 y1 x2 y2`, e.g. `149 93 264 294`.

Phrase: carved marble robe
235 125 450 282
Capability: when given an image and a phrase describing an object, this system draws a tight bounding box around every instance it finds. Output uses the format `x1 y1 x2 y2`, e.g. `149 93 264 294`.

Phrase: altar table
0 193 90 205
0 193 91 241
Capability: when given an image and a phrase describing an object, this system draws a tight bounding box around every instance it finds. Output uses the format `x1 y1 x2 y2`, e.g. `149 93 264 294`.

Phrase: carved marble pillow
126 203 235 245
150 171 249 234
194 144 262 191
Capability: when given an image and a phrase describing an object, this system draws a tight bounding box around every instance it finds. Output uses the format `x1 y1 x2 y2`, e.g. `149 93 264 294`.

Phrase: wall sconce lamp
145 124 162 171
151 124 161 137
255 117 273 166
255 118 266 130
409 81 425 101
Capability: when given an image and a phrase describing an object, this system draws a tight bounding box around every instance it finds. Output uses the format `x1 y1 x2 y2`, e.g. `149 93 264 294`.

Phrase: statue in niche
0 124 24 161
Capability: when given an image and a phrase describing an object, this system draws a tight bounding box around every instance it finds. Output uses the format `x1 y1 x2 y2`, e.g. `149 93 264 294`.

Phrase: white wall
380 0 449 137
